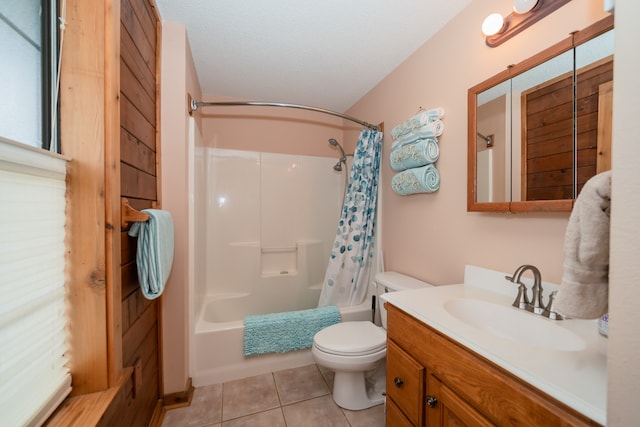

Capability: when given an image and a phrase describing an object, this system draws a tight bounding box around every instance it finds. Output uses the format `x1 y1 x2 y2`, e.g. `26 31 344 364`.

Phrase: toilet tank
375 272 433 329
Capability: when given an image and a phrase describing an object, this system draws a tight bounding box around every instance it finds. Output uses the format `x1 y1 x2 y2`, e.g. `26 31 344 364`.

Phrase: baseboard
147 400 164 427
162 378 195 410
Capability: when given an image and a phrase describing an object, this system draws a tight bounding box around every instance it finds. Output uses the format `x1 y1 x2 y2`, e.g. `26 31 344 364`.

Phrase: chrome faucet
505 265 563 320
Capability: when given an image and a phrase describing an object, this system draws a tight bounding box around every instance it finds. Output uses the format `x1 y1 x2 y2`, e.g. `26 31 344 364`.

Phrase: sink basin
443 298 585 351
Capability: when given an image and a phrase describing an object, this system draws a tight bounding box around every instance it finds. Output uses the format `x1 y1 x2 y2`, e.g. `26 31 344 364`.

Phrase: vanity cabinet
385 303 601 427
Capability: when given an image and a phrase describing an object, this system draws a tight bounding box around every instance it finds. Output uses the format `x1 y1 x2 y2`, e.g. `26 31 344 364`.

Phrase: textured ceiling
155 0 470 112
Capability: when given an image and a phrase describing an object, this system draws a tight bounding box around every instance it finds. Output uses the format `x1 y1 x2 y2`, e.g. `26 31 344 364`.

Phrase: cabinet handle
426 395 438 408
393 377 404 387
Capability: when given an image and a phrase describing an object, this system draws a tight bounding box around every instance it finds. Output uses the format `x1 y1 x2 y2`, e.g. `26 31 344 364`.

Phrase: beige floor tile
221 408 286 427
221 373 280 421
317 364 335 389
281 395 350 427
273 364 330 405
162 383 223 427
343 403 385 427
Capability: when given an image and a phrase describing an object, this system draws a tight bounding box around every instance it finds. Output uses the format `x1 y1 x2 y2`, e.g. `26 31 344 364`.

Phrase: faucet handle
542 291 564 320
505 275 530 309
512 282 530 310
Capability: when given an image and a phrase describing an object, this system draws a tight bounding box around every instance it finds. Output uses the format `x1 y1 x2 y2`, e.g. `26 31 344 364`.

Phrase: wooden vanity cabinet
385 304 601 427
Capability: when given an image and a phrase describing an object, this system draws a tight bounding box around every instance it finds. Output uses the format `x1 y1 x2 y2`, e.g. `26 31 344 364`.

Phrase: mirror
468 16 614 212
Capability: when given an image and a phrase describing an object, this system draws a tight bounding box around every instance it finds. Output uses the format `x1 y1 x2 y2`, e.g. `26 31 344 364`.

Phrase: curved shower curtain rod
188 95 380 131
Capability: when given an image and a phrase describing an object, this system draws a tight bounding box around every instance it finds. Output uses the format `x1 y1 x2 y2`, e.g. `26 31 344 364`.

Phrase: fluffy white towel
554 171 611 319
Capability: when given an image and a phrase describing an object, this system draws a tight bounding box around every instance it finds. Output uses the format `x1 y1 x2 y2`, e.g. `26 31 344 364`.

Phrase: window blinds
0 139 70 426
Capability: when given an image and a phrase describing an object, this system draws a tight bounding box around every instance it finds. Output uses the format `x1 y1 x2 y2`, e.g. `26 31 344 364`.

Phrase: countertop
382 265 607 425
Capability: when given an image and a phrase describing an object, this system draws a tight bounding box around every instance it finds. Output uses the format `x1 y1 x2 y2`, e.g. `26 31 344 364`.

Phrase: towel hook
121 198 149 228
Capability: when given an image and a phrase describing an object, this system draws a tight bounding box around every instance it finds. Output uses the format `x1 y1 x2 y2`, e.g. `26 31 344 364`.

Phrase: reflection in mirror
476 80 510 203
516 50 574 202
575 30 614 192
468 16 614 212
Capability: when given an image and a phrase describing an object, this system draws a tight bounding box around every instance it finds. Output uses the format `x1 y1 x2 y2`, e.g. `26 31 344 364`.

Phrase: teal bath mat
244 306 341 356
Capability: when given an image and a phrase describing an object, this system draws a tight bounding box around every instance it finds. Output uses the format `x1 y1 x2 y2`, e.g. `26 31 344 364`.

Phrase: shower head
333 161 343 172
328 138 347 161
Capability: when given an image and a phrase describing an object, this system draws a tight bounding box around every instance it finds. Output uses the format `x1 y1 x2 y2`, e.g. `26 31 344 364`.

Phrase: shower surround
192 147 371 385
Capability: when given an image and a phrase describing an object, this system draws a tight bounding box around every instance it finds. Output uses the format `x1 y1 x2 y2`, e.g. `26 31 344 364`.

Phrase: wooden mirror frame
468 15 613 213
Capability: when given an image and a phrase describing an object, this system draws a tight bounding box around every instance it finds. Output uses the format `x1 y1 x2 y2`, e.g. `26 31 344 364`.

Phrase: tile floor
161 364 385 427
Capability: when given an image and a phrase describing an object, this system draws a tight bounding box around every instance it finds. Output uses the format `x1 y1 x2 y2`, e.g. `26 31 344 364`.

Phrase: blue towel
128 209 174 300
391 107 445 139
244 306 341 356
391 120 444 150
391 164 440 195
390 137 439 171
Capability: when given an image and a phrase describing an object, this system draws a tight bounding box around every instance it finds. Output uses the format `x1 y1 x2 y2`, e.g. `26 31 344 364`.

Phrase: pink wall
346 0 609 286
160 22 202 394
199 96 348 157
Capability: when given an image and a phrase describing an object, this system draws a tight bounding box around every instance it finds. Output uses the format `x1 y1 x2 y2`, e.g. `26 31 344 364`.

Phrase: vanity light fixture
481 13 505 37
483 0 573 47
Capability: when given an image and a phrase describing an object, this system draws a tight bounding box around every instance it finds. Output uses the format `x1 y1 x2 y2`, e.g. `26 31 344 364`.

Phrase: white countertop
382 265 607 425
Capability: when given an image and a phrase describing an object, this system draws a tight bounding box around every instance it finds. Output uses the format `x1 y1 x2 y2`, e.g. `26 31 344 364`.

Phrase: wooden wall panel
522 58 613 201
117 0 161 425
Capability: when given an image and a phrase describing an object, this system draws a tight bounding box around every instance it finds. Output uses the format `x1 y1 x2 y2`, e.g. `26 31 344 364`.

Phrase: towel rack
121 198 149 228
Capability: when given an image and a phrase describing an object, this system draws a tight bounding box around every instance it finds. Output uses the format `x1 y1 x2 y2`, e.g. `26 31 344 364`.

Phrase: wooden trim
45 367 133 426
596 80 613 174
121 197 150 228
162 378 195 410
572 14 614 47
147 400 165 427
61 0 109 394
105 0 123 388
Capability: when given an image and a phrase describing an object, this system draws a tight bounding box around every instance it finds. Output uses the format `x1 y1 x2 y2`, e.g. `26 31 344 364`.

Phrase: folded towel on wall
390 138 439 171
554 171 612 319
391 164 440 195
391 108 445 139
391 120 444 150
128 209 174 300
244 306 341 356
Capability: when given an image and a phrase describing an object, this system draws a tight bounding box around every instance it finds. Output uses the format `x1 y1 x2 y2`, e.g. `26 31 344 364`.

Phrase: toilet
312 271 433 410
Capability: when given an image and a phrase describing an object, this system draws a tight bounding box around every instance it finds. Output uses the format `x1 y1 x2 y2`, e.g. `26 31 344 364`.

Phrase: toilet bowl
312 272 432 410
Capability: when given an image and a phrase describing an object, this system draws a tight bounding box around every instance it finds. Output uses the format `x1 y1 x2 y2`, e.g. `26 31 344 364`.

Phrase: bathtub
192 294 373 387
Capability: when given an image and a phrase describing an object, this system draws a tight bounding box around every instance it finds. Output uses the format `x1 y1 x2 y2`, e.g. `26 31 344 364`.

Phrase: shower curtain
318 129 383 307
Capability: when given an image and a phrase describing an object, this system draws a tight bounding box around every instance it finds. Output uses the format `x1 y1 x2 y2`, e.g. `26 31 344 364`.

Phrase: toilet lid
313 321 386 356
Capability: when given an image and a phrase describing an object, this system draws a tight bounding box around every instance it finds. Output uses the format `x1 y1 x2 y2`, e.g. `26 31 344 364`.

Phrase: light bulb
513 0 539 14
482 13 505 37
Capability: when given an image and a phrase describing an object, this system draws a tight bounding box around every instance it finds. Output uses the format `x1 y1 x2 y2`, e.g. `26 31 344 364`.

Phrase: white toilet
312 271 433 410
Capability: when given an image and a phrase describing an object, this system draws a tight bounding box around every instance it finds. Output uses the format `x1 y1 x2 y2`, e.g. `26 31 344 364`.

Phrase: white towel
128 209 174 300
554 171 611 319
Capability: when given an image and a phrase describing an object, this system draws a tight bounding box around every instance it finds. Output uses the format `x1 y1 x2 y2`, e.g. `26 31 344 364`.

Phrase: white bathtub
192 294 373 387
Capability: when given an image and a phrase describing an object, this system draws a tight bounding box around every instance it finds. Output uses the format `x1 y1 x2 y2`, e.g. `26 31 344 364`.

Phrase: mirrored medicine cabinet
468 16 614 213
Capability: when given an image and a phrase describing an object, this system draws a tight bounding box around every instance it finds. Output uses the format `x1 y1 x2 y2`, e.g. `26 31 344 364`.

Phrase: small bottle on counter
598 313 609 337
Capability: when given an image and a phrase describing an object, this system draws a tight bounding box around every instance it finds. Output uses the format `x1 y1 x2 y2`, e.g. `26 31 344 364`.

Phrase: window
0 1 69 426
0 0 59 152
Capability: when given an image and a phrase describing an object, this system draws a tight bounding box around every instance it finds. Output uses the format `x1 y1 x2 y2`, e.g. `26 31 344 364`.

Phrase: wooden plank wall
116 0 161 425
522 58 613 201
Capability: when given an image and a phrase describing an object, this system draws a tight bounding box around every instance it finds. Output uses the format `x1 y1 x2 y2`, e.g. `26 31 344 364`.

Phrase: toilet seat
313 321 386 356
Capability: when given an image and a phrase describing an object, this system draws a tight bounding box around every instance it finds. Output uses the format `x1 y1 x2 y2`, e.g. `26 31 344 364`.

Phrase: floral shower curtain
318 129 383 307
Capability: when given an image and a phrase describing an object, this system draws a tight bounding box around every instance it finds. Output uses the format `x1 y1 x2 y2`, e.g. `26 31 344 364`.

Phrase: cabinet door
387 398 416 427
387 339 425 426
426 374 493 427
